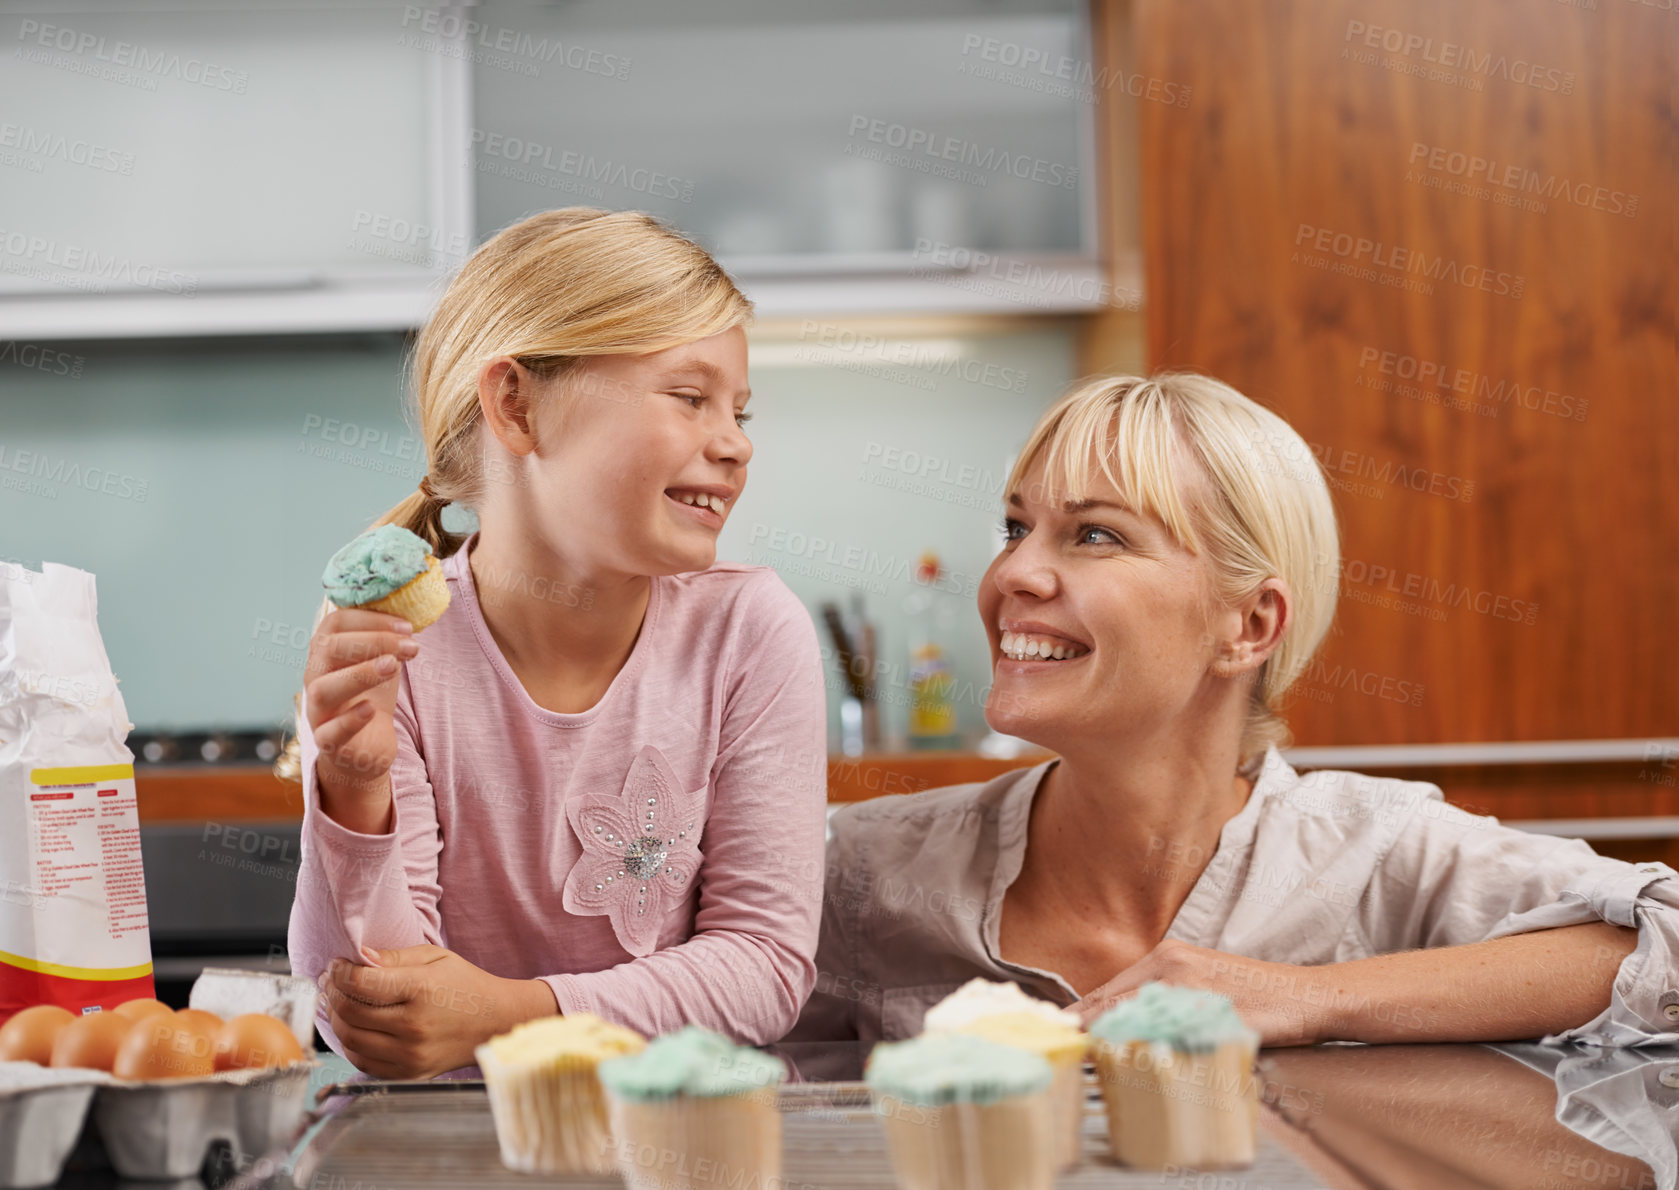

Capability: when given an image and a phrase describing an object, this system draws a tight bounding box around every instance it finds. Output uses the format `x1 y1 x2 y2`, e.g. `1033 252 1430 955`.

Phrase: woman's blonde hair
276 208 752 782
1006 372 1340 772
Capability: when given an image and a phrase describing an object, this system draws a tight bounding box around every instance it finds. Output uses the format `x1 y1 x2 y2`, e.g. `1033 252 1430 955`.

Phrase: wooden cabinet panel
1130 0 1676 747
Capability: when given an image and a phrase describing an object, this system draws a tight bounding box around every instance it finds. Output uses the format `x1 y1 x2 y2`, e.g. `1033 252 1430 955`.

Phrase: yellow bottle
906 552 959 749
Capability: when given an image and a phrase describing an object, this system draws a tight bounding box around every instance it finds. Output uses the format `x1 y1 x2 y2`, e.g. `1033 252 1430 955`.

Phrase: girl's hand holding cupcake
304 523 449 834
320 944 556 1080
303 607 418 834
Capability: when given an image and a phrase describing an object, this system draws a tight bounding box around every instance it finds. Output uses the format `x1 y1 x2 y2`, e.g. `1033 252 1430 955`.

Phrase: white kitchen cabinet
0 3 470 338
0 0 1118 337
472 0 1107 314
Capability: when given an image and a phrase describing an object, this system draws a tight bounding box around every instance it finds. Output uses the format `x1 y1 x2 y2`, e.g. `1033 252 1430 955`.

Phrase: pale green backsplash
717 327 1077 747
1 326 1075 746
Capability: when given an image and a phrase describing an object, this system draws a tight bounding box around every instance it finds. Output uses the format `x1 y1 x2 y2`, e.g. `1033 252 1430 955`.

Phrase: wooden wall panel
1131 0 1676 748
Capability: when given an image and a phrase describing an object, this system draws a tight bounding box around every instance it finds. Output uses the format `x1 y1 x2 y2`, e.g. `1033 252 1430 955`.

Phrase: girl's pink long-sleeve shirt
287 536 829 1055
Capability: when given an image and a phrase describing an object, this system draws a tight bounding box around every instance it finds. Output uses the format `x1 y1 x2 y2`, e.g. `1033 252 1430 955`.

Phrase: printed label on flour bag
0 562 153 1019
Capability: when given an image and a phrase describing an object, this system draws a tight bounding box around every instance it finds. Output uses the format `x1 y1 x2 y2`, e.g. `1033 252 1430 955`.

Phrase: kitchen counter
222 1042 1675 1190
131 753 1055 822
132 752 1679 867
137 763 303 823
824 749 1054 802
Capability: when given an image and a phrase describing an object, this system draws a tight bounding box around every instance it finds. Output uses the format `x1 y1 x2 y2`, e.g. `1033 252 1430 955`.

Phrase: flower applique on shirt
562 745 705 956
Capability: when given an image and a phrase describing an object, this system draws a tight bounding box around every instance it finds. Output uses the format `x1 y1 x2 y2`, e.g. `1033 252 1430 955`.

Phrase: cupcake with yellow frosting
866 1033 1056 1190
923 979 1088 1169
1089 982 1259 1171
598 1026 786 1190
321 524 450 631
921 978 1082 1033
475 1013 646 1174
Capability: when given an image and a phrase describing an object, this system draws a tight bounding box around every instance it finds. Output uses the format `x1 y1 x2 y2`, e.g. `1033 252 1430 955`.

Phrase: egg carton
0 967 320 1187
0 1064 103 1190
191 965 319 1047
92 1058 316 1181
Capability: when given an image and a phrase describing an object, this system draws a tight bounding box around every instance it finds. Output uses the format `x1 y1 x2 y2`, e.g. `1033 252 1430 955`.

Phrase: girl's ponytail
273 207 751 786
380 477 464 560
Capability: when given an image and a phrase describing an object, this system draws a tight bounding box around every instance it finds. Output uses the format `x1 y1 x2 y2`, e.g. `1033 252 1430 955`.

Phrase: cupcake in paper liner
321 524 449 631
865 1032 1056 1190
920 978 1082 1033
932 1011 1088 1171
475 1013 646 1174
1089 982 1260 1171
597 1026 786 1190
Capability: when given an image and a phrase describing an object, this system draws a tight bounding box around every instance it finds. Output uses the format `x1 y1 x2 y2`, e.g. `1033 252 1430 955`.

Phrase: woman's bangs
1009 386 1203 553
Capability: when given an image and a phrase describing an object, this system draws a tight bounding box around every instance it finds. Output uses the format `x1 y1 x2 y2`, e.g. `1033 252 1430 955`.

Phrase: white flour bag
0 561 153 1018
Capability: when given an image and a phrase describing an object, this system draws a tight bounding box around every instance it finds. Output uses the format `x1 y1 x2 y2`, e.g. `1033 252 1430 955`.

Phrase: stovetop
128 728 288 767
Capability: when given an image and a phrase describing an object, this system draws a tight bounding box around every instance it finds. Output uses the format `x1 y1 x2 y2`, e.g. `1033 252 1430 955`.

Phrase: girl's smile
663 484 735 529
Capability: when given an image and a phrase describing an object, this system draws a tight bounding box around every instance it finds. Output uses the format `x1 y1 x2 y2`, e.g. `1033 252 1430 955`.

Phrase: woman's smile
996 621 1094 665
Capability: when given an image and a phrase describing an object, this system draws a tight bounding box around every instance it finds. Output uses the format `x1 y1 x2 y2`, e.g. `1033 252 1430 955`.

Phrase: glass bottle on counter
903 551 961 750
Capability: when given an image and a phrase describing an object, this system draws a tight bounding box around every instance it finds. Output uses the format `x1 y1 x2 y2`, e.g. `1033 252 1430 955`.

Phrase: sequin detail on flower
562 745 704 956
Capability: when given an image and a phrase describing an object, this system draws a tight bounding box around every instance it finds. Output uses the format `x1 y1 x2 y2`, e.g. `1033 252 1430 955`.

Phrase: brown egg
111 1017 216 1080
0 1005 77 1065
49 1011 135 1071
173 1007 222 1036
213 1013 306 1071
112 998 174 1024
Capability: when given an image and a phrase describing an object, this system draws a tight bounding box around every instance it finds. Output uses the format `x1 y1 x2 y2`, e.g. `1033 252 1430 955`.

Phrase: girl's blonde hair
276 208 752 782
1007 372 1340 772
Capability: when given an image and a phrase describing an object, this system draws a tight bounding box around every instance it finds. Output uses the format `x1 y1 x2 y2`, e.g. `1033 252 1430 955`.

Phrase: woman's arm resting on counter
1314 921 1639 1044
1365 792 1679 1044
1075 924 1638 1046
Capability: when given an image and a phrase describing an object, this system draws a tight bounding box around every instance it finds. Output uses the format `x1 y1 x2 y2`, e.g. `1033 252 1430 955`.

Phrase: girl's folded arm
1360 793 1679 1044
287 675 444 991
776 821 867 1081
542 575 829 1044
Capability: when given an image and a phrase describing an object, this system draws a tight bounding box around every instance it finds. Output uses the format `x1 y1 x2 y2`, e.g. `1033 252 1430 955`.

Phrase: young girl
278 208 828 1079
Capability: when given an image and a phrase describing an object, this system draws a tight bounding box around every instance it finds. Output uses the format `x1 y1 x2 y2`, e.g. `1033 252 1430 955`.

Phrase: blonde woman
281 209 827 1078
787 373 1679 1074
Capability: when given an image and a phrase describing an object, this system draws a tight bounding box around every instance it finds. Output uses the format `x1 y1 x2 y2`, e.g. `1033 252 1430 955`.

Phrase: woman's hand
1074 925 1637 1048
304 608 417 833
1073 939 1333 1047
321 945 559 1079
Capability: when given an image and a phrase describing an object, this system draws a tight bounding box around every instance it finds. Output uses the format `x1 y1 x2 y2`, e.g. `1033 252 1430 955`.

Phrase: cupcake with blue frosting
865 1032 1056 1190
597 1027 785 1190
321 524 450 630
1089 982 1259 1170
922 979 1088 1169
